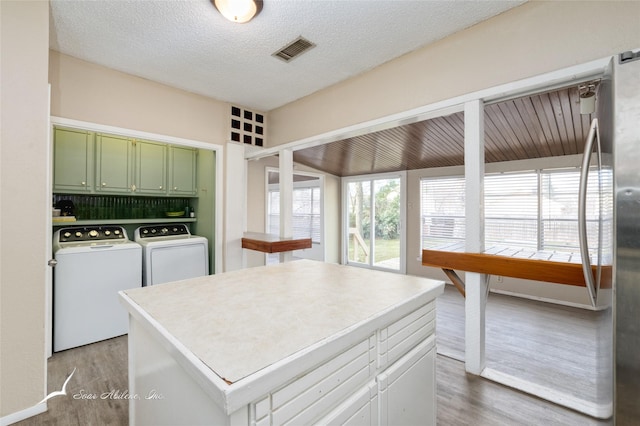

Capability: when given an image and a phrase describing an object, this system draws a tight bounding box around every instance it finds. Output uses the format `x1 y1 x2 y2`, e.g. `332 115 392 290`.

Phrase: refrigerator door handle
578 118 600 307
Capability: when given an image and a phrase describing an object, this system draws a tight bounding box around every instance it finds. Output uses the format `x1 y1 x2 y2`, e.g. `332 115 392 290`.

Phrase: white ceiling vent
272 37 316 63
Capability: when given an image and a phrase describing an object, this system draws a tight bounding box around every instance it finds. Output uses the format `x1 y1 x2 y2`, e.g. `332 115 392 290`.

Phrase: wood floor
436 285 612 406
16 288 612 425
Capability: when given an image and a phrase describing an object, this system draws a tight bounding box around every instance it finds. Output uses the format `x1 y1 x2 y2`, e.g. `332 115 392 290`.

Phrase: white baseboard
0 402 46 426
481 367 613 419
436 346 464 363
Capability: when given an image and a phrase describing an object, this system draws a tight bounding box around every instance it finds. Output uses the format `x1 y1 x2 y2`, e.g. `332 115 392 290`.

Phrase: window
268 187 321 242
268 182 321 243
420 167 609 256
420 176 466 249
485 172 538 249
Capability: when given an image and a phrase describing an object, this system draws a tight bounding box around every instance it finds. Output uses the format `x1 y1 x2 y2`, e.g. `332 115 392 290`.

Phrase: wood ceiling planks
292 86 594 177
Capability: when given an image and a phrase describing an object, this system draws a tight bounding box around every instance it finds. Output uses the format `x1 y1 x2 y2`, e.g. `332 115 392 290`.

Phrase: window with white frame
420 176 466 249
420 167 609 256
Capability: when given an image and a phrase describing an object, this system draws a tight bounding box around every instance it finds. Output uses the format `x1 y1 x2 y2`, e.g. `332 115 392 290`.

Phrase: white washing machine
135 224 209 286
53 226 142 352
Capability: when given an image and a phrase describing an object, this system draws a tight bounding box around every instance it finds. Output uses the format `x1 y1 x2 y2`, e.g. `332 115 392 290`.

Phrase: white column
279 149 293 262
224 143 246 272
464 99 487 375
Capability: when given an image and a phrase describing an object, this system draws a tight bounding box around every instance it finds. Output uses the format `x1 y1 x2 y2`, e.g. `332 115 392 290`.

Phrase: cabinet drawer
269 336 376 426
378 301 435 368
316 381 378 426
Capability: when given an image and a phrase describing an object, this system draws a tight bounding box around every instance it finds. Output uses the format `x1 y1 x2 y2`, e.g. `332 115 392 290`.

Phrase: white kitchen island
119 259 444 426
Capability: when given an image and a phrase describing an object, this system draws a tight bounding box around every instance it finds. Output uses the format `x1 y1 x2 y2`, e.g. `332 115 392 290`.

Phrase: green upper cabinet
95 133 134 193
53 127 94 193
135 140 167 195
169 146 198 196
53 127 198 197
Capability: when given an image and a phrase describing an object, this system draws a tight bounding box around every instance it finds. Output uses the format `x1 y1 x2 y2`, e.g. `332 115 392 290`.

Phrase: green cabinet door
135 140 167 195
96 134 134 193
169 146 198 196
53 127 94 193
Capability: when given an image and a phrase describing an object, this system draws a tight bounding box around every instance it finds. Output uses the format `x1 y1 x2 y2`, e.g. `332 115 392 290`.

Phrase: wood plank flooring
16 287 612 425
436 284 612 406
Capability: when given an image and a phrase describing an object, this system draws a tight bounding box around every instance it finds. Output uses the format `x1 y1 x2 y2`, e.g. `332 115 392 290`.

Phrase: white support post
279 149 293 262
464 99 487 375
224 143 247 272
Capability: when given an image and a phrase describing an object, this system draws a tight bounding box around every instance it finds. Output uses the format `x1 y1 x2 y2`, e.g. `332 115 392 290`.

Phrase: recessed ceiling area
291 84 595 177
49 0 525 111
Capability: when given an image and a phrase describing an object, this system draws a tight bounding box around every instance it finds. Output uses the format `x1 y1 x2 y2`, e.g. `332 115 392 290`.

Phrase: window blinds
268 186 321 243
420 177 466 249
420 167 608 256
485 172 538 249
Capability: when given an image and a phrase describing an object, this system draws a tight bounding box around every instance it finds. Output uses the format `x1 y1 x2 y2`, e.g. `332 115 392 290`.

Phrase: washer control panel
137 224 190 238
57 226 127 243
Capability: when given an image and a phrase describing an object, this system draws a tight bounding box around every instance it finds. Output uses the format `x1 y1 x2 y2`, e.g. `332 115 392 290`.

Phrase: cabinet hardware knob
159 186 163 189
102 182 107 186
81 181 86 186
174 187 178 190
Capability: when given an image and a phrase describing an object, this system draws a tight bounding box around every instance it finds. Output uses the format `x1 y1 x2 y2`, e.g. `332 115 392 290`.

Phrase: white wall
0 0 49 417
49 51 229 146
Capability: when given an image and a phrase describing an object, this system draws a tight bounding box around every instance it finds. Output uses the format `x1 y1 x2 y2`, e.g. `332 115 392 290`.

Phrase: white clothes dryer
53 226 142 352
135 224 209 286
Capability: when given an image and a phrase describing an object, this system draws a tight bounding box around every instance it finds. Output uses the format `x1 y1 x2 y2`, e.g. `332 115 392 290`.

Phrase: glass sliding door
345 173 405 272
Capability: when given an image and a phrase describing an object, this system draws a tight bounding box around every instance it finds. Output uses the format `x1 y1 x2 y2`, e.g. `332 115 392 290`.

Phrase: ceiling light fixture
213 0 262 24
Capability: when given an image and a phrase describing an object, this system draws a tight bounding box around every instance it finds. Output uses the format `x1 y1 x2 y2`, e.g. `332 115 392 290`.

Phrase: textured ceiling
49 0 525 112
292 85 595 177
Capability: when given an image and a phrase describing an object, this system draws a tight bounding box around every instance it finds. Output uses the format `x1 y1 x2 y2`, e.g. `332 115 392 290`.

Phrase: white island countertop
120 259 444 415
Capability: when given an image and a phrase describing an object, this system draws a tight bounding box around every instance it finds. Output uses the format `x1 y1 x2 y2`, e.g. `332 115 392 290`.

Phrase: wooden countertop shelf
242 232 312 254
422 243 611 297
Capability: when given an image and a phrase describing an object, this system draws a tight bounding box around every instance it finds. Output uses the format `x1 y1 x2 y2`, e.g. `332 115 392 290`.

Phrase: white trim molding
0 402 47 426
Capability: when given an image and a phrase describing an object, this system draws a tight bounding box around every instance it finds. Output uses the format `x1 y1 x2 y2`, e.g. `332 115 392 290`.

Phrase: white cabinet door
377 336 436 426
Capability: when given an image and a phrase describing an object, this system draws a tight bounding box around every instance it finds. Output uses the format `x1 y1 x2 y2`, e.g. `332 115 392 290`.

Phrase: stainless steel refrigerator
611 50 640 424
586 49 640 424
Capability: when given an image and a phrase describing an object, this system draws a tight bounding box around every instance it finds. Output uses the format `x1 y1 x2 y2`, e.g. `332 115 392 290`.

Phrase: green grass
349 238 400 263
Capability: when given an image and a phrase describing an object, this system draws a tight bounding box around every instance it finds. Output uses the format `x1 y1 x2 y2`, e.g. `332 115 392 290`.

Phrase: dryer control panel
57 226 127 243
136 224 191 238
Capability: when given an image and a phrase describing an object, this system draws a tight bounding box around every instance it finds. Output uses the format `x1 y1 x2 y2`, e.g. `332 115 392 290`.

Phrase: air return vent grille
272 37 316 62
230 106 265 147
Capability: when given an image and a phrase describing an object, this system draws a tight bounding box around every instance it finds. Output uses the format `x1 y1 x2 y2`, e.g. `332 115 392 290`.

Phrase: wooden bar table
241 232 312 254
422 243 612 297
